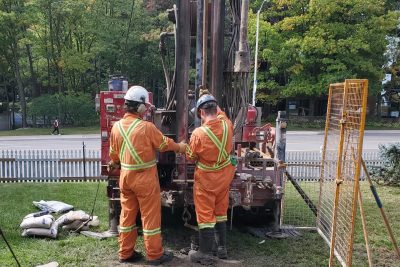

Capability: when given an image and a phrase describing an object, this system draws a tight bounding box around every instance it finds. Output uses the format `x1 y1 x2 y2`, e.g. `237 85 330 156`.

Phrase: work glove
198 85 211 97
107 160 121 172
177 142 187 154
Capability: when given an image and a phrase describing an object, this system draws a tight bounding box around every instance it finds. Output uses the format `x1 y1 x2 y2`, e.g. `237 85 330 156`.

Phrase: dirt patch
101 252 243 267
372 247 400 266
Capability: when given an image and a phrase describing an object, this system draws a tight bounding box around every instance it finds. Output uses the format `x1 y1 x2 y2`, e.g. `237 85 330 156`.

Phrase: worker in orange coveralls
109 85 186 265
186 88 236 265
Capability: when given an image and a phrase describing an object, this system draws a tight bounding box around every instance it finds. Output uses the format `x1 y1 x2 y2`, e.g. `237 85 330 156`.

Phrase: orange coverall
186 111 236 229
109 113 180 260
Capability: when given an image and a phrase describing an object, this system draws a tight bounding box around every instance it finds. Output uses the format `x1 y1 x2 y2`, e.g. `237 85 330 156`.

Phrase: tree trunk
12 57 27 128
26 44 39 97
376 93 382 118
3 78 8 102
44 25 51 88
367 94 377 118
55 15 64 93
121 0 135 74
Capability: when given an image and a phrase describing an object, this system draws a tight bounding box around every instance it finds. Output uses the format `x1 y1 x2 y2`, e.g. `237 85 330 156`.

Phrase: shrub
370 143 400 186
28 92 99 127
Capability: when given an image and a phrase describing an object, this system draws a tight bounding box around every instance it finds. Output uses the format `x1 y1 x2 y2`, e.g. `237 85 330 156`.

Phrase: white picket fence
0 149 101 181
0 149 382 182
286 151 382 181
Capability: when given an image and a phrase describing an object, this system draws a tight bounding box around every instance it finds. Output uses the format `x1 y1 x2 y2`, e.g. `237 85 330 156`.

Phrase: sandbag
88 216 100 227
62 220 89 231
20 215 54 229
23 211 50 220
33 200 73 213
55 210 90 226
61 215 99 231
36 262 59 267
22 225 58 239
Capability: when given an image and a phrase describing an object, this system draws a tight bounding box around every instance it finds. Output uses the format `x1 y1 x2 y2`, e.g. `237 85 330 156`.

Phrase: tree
0 0 30 127
0 0 179 129
249 0 398 115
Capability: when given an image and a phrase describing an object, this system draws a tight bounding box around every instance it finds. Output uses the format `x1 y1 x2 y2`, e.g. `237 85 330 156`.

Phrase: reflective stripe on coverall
186 111 236 229
110 113 180 260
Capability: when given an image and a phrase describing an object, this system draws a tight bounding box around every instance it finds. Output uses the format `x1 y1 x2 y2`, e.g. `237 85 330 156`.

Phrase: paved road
0 134 100 150
0 130 398 152
286 130 399 151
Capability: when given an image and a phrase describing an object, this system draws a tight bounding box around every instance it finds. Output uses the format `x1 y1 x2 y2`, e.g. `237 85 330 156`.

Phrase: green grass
282 181 400 266
0 182 398 266
0 126 99 136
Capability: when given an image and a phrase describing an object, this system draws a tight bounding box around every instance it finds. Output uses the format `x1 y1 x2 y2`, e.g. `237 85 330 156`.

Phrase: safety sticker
114 94 125 99
104 98 113 104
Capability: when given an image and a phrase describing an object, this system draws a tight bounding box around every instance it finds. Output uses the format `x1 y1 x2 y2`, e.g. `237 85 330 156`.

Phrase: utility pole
252 0 268 106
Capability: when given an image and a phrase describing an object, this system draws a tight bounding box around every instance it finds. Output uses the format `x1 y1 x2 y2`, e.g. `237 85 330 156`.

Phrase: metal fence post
270 111 287 235
83 142 86 181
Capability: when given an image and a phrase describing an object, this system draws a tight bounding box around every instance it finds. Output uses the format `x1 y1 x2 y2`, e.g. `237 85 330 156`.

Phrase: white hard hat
124 86 150 104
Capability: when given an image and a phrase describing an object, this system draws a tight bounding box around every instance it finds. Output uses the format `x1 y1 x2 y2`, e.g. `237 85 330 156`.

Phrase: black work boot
119 251 144 263
146 251 173 266
215 222 227 259
189 228 217 265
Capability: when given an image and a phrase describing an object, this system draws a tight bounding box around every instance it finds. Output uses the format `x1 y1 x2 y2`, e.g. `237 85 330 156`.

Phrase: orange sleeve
147 123 180 152
109 123 120 162
186 130 200 160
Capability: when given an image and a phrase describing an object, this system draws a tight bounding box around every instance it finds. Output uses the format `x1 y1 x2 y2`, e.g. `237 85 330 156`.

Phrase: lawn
0 126 99 136
0 182 398 266
282 181 400 267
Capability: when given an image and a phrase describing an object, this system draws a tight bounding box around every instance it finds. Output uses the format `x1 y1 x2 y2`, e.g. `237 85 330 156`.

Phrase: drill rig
99 0 287 236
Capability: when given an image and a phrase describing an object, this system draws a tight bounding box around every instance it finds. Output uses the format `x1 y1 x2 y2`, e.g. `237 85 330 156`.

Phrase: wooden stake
351 149 372 266
358 185 373 266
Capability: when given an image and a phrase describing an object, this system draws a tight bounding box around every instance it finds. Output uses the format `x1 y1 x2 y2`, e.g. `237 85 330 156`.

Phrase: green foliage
63 92 98 126
371 143 400 186
249 0 399 104
28 92 98 126
0 0 170 99
1 0 399 117
0 102 8 112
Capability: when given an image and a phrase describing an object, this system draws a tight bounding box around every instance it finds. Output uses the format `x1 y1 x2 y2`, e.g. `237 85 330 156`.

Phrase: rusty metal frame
329 82 349 266
317 84 333 228
317 79 368 267
346 79 368 265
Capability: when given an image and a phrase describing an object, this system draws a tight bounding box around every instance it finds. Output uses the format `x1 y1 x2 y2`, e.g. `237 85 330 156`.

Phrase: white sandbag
23 211 50 220
22 226 57 239
36 262 59 267
33 200 73 213
62 215 99 231
62 220 89 231
55 210 90 226
20 215 54 229
88 216 100 227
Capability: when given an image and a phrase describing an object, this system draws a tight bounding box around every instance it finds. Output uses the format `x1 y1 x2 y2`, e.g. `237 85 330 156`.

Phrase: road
286 130 399 151
0 130 398 152
0 134 100 150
